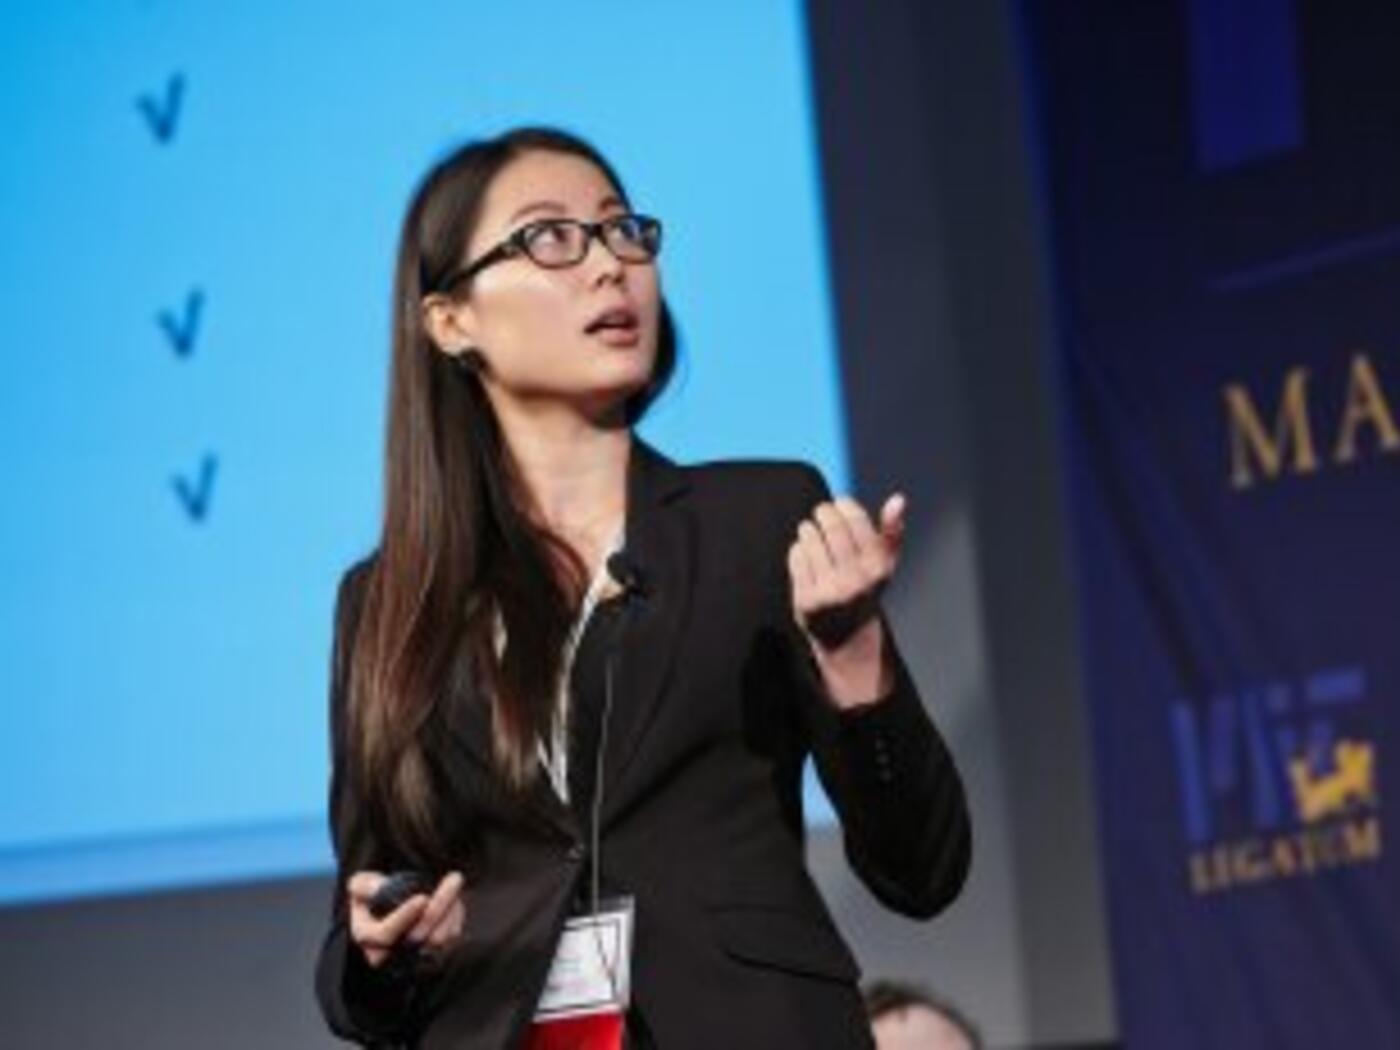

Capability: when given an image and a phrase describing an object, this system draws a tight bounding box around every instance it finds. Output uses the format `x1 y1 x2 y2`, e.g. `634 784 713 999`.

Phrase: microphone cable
584 551 646 1019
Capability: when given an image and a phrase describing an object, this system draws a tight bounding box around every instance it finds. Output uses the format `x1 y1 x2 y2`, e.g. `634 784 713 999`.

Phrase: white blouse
490 521 626 803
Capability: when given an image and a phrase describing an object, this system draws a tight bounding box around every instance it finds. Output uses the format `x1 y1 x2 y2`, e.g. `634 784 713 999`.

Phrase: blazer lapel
438 435 695 839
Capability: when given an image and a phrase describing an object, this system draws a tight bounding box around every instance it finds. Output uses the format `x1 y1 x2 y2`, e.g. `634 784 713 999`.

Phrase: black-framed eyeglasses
434 213 663 293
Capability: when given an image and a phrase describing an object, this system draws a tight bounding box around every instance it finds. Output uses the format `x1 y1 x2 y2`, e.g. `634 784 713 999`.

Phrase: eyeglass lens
520 216 660 267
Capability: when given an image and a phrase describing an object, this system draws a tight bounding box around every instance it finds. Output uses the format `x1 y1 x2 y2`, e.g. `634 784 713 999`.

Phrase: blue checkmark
136 72 185 145
158 288 204 358
172 453 218 522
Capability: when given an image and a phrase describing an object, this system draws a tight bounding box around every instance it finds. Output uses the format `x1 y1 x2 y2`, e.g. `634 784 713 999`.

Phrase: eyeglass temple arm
437 240 519 292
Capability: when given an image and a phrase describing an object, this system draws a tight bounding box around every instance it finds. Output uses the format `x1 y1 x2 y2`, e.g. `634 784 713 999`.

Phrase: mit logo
1169 666 1372 845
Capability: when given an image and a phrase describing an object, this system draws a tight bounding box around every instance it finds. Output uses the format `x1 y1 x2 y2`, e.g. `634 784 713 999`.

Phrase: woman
314 125 971 1049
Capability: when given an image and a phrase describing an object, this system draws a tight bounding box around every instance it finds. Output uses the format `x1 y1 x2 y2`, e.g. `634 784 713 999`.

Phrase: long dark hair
347 126 678 867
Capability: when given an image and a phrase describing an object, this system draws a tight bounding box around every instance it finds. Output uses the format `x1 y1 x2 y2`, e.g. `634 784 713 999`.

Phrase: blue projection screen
0 2 850 904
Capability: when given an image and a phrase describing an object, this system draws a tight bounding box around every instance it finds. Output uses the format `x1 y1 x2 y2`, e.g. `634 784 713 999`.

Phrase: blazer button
566 843 586 862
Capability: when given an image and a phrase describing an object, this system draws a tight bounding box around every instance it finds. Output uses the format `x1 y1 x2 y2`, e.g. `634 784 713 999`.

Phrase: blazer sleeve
781 464 972 920
313 559 444 1047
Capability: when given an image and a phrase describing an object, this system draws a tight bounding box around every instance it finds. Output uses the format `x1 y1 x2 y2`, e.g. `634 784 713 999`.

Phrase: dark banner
1019 2 1399 1045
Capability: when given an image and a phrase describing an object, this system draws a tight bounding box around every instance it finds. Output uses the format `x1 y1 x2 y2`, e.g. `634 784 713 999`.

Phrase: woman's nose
581 231 625 284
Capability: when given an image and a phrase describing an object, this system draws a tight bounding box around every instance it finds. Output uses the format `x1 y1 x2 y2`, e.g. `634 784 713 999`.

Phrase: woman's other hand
346 870 466 969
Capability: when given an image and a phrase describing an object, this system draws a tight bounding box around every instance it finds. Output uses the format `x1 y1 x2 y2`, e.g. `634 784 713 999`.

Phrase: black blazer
314 437 971 1049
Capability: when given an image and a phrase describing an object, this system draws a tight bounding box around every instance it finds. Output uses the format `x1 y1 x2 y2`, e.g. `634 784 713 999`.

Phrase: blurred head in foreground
865 979 982 1050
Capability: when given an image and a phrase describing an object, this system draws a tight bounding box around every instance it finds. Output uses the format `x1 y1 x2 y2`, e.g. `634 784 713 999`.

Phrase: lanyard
541 521 627 802
490 522 626 803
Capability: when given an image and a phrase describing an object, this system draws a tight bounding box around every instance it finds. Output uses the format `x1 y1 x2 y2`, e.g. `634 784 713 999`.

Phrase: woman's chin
554 377 646 424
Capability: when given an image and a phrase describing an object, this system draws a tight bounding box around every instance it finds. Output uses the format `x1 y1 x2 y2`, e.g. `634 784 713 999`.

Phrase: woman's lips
584 305 640 333
589 324 641 346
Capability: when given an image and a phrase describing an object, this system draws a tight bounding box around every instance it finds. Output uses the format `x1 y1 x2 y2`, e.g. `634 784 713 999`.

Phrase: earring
451 346 486 376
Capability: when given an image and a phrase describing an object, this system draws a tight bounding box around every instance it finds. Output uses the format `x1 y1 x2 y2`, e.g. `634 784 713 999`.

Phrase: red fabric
524 1010 625 1050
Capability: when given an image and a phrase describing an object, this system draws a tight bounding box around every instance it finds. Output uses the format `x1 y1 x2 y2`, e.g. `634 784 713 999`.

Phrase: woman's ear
420 292 480 361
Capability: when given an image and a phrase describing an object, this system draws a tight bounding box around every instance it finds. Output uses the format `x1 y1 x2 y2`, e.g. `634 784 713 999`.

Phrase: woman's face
426 149 662 422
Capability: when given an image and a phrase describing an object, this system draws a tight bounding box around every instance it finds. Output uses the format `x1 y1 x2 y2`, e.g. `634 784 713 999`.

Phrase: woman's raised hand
346 870 466 969
787 492 907 707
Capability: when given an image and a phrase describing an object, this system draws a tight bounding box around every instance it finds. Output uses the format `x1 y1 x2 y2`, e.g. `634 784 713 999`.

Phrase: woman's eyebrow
506 200 564 225
505 195 625 225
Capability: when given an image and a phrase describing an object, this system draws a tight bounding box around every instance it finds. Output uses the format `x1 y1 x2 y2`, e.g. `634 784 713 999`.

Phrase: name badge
525 896 635 1050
